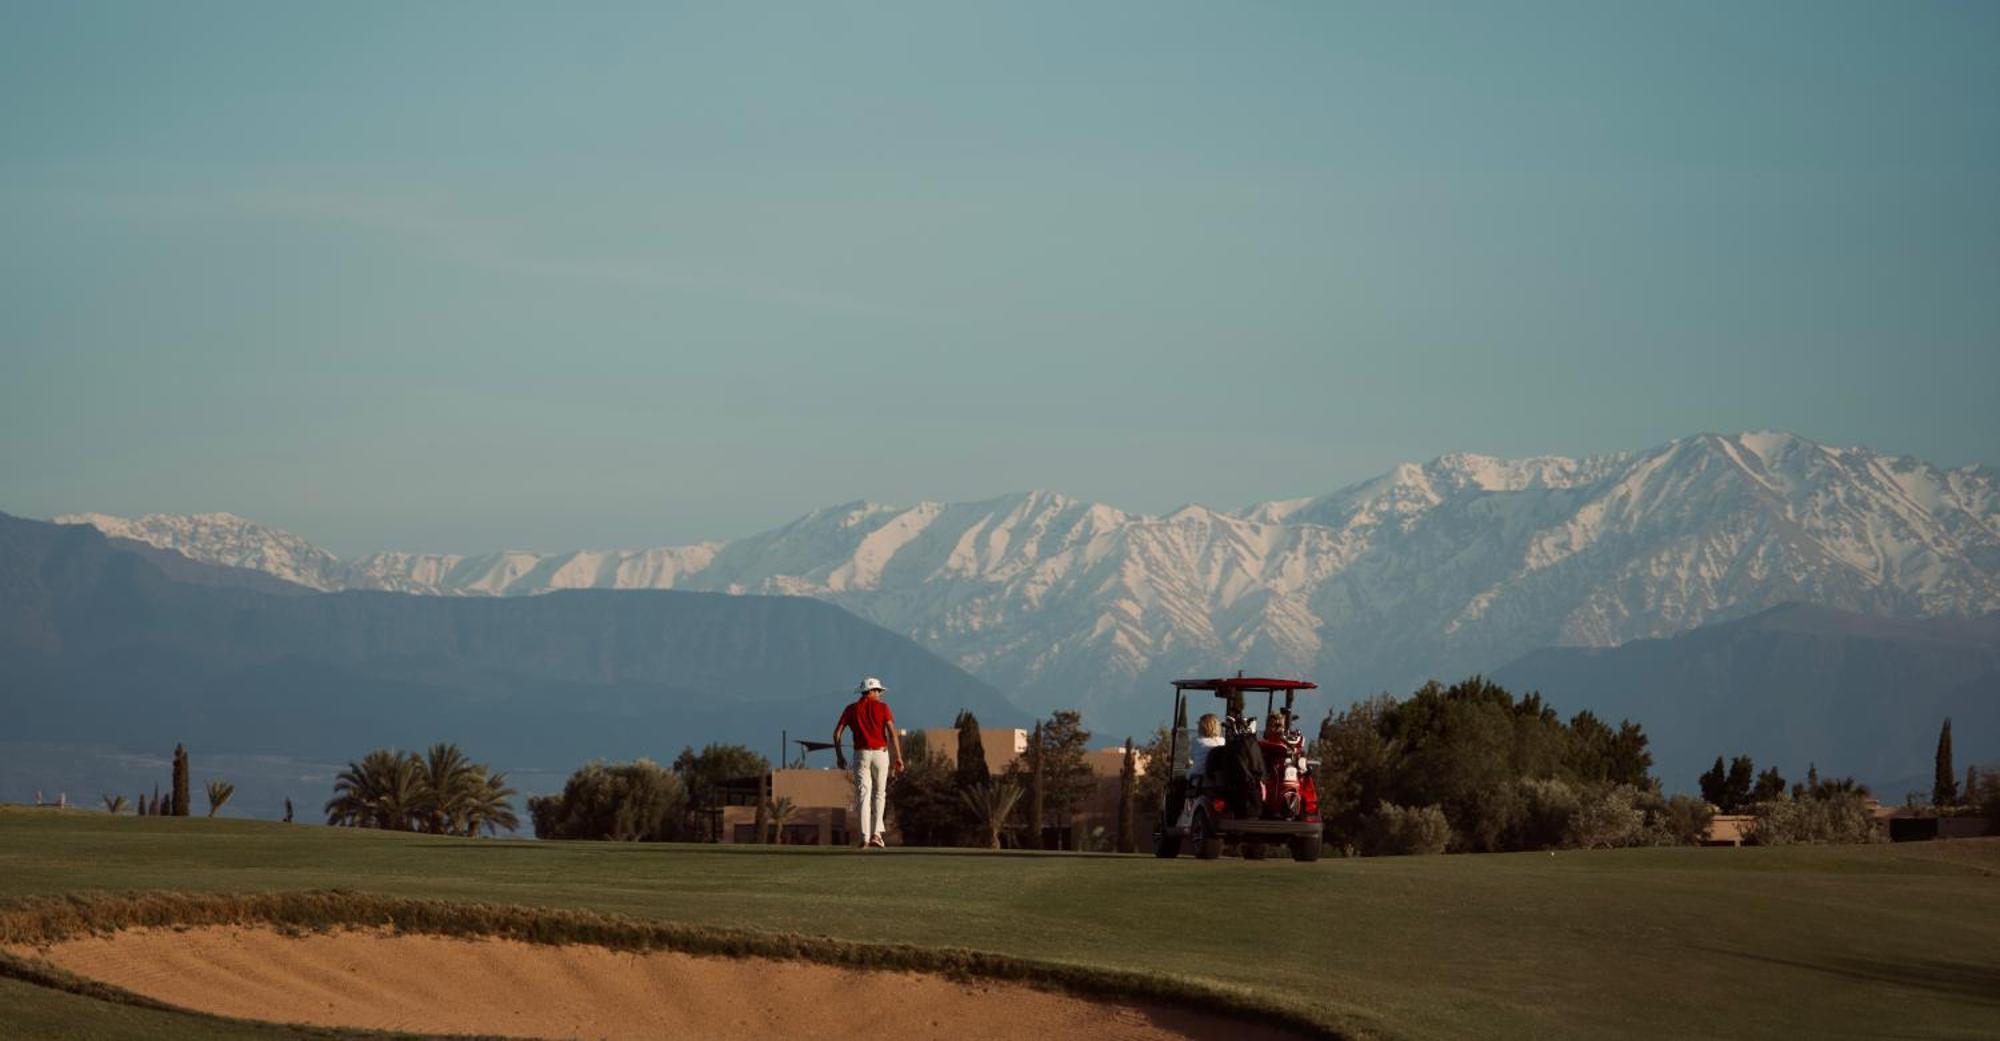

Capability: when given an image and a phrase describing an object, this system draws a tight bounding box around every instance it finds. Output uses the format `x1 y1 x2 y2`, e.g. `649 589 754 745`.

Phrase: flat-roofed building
905 727 1029 776
719 768 854 846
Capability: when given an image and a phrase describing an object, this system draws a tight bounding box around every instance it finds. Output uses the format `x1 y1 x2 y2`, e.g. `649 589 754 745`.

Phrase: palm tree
959 781 1024 850
101 794 128 814
457 767 520 837
417 743 478 834
325 749 424 829
204 780 235 818
765 796 798 844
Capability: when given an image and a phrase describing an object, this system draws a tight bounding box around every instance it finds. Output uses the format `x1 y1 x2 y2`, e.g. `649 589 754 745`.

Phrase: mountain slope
57 432 2000 737
0 513 1021 778
1492 604 2000 797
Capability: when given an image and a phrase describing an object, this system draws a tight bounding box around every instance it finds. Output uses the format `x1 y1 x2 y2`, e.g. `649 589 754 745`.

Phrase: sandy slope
16 926 1309 1041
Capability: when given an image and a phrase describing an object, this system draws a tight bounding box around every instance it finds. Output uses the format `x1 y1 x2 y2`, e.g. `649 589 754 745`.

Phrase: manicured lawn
3 807 1997 1040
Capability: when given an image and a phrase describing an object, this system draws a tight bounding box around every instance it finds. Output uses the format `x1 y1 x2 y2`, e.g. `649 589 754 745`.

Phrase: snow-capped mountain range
56 432 2000 730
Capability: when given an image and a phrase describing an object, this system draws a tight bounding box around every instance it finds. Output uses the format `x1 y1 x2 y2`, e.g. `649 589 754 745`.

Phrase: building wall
907 727 1028 776
718 768 854 846
1703 814 1756 846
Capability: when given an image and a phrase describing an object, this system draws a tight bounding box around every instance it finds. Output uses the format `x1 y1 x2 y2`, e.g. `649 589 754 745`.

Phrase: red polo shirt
839 696 895 750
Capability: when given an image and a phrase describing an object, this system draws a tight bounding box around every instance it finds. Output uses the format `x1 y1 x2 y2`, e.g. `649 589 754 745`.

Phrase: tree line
1296 677 1709 855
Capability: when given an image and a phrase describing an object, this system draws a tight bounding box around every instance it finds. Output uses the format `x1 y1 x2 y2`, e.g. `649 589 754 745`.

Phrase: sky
3 1 1996 556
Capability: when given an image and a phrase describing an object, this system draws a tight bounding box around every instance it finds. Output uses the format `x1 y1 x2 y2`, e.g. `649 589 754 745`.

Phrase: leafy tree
959 781 1024 850
1645 793 1714 846
529 760 688 841
1934 718 1957 807
172 744 190 817
1752 766 1787 803
1723 756 1755 813
204 780 235 817
1312 695 1399 845
1699 757 1726 808
1134 724 1175 821
1035 711 1097 820
1603 721 1654 789
886 732 963 847
672 744 769 841
101 794 127 814
1374 679 1572 850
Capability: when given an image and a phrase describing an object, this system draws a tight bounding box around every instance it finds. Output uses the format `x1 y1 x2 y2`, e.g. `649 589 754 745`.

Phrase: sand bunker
15 926 1311 1041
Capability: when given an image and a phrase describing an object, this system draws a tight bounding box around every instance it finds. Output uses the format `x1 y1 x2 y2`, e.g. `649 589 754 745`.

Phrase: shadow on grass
1701 947 2000 1007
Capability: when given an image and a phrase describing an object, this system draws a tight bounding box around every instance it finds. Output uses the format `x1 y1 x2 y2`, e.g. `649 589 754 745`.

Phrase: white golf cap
856 677 886 694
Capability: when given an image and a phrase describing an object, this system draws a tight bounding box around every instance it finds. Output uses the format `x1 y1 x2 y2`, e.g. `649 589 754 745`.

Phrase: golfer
833 677 903 848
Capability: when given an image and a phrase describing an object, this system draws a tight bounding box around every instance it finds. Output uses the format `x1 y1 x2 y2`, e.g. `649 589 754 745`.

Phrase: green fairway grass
2 808 1996 1041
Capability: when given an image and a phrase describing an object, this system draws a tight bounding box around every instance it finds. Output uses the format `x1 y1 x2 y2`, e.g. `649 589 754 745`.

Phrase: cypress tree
1116 737 1136 854
1028 721 1045 849
1934 718 1957 807
172 744 191 817
136 794 149 816
283 798 294 824
151 783 162 816
953 710 989 791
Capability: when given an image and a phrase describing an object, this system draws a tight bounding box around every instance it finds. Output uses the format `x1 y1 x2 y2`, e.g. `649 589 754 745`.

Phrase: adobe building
718 768 856 846
907 727 1029 775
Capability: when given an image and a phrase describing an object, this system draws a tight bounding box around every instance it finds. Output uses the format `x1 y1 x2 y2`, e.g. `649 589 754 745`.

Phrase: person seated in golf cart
1187 713 1226 785
1194 709 1267 817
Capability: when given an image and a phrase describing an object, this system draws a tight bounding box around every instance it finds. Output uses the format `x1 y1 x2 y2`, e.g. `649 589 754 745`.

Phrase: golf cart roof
1172 677 1318 694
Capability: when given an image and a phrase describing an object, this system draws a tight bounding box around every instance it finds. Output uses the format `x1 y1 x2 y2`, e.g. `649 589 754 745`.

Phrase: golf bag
1213 730 1268 819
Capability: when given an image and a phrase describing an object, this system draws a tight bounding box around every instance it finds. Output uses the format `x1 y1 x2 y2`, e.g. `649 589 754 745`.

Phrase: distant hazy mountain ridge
61 431 2000 729
0 513 1018 774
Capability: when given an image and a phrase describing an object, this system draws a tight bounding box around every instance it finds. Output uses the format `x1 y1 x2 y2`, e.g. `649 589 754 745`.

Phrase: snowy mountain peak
56 431 1999 727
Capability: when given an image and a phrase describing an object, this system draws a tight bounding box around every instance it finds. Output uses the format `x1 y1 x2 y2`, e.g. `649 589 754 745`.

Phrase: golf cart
1153 674 1324 862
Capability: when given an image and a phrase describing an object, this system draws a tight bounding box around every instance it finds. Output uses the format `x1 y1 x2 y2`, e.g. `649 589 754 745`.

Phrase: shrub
1635 792 1713 846
1364 802 1451 856
528 760 689 842
1513 777 1581 850
1567 784 1645 849
1751 793 1881 846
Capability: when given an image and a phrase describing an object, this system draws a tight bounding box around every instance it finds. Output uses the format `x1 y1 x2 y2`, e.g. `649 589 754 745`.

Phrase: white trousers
853 748 889 842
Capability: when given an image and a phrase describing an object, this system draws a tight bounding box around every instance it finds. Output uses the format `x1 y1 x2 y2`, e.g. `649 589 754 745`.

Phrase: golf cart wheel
1191 809 1222 861
1290 833 1324 862
1153 832 1182 858
1241 840 1268 860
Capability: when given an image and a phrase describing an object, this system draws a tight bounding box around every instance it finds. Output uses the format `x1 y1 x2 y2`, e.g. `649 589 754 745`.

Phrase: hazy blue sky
4 2 1995 555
